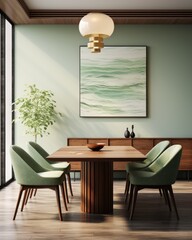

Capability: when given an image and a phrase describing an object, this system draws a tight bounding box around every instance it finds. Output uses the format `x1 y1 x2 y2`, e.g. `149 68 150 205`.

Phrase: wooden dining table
47 145 146 214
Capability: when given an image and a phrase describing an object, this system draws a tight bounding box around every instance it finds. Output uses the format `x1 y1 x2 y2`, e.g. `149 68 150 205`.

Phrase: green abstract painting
80 46 147 117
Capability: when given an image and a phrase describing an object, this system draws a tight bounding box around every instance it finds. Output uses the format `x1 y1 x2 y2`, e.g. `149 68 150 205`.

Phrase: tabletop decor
80 45 147 117
87 143 105 151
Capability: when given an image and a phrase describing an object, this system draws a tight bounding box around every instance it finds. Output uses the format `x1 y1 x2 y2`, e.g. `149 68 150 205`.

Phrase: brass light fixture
79 12 114 53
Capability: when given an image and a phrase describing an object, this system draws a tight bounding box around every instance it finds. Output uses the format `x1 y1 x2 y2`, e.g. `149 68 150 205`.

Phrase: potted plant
13 84 62 142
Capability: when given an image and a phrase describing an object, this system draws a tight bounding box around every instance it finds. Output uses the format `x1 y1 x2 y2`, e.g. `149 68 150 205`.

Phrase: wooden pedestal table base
47 145 146 214
81 161 113 214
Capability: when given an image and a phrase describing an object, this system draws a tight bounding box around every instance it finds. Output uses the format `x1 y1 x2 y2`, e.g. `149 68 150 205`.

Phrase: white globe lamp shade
79 13 114 53
79 12 114 38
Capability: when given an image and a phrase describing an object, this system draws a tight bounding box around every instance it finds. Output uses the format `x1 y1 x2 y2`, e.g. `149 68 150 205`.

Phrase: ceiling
22 0 192 10
1 0 192 24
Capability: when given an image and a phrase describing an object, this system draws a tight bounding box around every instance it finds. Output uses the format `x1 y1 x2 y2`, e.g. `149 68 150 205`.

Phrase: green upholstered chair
124 140 170 201
10 145 67 221
27 141 73 203
128 144 182 220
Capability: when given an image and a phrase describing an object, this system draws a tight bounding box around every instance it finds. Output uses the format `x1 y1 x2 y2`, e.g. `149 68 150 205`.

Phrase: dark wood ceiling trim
19 1 192 24
29 9 192 19
17 0 30 17
1 0 192 24
28 9 192 24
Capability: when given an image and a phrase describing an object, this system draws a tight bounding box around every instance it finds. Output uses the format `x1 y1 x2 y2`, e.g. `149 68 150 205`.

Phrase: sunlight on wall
15 25 192 152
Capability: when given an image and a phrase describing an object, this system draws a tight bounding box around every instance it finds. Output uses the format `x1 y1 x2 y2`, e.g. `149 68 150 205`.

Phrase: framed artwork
79 46 147 117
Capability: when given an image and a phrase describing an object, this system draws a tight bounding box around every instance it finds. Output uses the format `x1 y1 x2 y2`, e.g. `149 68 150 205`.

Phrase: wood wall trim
0 0 192 24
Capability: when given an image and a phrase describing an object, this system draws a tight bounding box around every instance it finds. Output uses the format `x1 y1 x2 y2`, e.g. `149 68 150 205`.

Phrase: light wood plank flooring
0 180 192 240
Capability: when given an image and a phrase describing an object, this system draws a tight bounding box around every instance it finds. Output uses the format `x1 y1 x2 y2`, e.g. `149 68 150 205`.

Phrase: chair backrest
145 140 170 165
148 144 182 184
10 145 45 185
28 141 54 170
28 141 49 158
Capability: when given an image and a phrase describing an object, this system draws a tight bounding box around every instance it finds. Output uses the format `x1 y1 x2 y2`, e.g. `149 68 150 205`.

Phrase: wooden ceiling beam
0 0 192 24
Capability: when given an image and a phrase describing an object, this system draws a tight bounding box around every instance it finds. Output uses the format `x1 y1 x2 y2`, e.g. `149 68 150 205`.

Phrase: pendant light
79 12 114 53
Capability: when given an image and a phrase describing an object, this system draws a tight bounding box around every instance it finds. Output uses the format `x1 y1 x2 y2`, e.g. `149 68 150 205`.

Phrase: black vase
124 128 130 138
130 125 135 138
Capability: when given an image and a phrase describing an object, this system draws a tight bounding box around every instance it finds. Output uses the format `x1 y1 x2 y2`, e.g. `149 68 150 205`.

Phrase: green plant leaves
13 84 62 142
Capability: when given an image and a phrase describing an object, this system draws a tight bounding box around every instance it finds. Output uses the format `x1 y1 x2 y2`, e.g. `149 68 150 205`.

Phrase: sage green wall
15 24 192 152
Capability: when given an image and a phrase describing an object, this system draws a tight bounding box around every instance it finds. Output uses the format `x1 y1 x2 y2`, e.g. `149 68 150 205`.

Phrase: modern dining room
1 0 192 239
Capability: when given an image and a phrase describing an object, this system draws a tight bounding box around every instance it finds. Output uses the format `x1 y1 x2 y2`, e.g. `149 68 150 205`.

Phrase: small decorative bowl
87 143 105 151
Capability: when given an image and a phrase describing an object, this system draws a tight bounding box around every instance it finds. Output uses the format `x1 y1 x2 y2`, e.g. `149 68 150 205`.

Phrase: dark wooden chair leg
162 188 167 203
60 183 68 211
124 172 129 195
125 180 130 203
55 186 63 221
30 188 34 198
168 185 179 220
163 187 172 211
34 189 37 196
25 188 31 205
63 175 69 203
66 173 73 196
127 183 134 212
159 188 162 196
21 189 28 212
129 185 138 220
13 186 24 220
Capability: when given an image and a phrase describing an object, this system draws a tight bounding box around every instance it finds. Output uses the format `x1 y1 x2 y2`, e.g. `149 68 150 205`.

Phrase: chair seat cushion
36 170 66 185
51 162 71 173
38 170 64 178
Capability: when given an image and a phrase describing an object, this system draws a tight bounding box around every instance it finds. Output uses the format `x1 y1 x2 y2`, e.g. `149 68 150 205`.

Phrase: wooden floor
0 180 192 240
